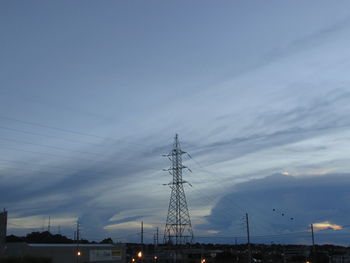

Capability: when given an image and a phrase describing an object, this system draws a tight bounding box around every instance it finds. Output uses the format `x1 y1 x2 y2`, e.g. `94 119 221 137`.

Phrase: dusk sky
1 0 350 245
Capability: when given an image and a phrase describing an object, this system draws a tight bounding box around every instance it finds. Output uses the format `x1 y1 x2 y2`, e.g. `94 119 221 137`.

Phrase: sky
1 0 350 245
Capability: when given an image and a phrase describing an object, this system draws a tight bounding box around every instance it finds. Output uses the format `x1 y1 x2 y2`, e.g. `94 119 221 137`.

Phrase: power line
187 153 246 210
0 125 103 147
0 115 163 151
0 137 104 156
0 115 110 140
0 115 173 156
0 158 83 173
186 154 301 237
194 229 348 241
0 148 164 185
0 141 165 172
0 145 91 160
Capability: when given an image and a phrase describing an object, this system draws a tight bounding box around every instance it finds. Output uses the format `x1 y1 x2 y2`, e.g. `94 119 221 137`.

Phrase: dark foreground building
5 243 126 263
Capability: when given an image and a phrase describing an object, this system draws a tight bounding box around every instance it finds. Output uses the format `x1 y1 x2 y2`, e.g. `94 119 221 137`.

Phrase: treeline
6 231 113 244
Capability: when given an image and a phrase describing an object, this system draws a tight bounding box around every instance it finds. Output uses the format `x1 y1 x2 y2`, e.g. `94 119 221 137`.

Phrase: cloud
104 221 154 231
207 230 219 235
205 173 350 244
313 222 343 231
8 215 77 230
194 87 350 161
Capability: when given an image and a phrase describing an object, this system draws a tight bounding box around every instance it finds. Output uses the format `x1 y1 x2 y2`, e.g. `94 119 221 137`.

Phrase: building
283 245 309 263
0 209 7 257
331 255 350 263
6 243 126 263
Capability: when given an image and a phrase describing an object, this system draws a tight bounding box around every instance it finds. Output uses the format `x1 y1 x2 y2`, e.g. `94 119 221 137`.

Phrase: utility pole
48 216 51 233
141 221 144 263
154 227 159 262
311 223 316 263
311 223 315 250
154 233 157 258
76 221 80 263
141 221 144 245
246 213 252 263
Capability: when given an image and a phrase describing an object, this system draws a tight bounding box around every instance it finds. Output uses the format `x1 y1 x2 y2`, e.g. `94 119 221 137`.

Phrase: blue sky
1 0 350 245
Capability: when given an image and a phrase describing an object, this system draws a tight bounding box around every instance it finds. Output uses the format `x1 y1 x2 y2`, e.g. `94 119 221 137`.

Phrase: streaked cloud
207 230 220 235
313 222 343 231
104 221 154 230
8 215 77 230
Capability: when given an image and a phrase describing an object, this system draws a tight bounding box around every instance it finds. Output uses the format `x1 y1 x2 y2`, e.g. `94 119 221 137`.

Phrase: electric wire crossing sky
163 134 194 245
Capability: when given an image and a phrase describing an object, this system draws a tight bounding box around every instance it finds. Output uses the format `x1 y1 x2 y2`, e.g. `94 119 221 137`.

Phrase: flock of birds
272 208 294 221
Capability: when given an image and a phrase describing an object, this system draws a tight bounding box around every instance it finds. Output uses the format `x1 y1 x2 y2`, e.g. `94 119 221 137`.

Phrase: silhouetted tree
100 237 113 244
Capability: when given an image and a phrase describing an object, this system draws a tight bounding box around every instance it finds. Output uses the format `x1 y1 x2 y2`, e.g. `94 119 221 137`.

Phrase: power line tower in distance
163 134 194 245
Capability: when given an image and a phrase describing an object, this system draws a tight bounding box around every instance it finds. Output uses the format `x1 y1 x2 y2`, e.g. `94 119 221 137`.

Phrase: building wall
6 243 126 263
0 210 7 257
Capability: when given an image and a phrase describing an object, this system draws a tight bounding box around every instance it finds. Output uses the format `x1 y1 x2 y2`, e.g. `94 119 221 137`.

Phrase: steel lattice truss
163 134 193 245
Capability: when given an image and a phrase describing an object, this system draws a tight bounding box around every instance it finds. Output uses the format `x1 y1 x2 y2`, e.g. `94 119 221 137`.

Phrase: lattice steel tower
163 134 194 245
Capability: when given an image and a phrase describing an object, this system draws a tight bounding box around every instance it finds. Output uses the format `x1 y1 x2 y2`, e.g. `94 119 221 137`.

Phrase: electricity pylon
163 134 194 245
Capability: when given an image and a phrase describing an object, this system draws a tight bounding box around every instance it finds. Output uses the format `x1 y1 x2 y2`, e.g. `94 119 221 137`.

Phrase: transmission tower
163 134 194 245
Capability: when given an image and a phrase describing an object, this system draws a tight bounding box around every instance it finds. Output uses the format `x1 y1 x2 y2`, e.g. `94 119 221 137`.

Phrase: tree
100 237 113 244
